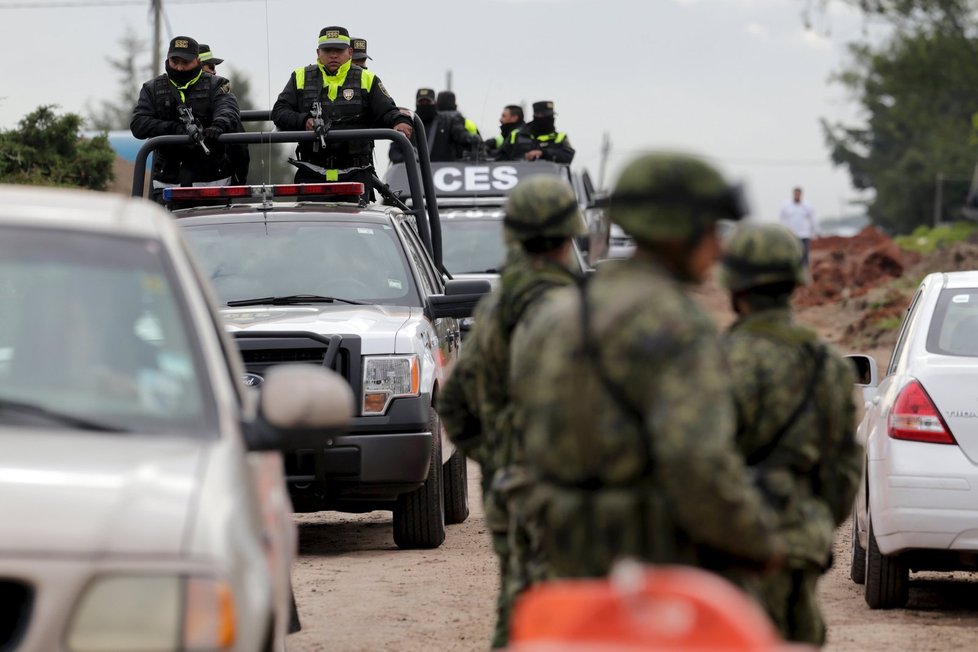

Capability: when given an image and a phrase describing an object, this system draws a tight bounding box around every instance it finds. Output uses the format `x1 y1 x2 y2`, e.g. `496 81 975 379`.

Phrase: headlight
67 575 235 652
362 355 420 415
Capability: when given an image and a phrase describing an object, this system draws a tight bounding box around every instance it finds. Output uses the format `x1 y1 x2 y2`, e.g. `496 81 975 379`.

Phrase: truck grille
232 332 362 398
0 579 32 650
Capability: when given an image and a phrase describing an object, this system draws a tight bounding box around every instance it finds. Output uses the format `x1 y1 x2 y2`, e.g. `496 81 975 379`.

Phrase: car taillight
888 380 956 444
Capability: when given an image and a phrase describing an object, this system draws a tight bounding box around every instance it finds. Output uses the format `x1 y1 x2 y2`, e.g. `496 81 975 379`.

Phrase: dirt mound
791 227 978 353
792 226 920 309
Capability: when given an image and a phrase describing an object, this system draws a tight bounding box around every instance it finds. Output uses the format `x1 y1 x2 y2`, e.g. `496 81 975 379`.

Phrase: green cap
720 222 806 291
609 152 747 246
504 177 586 244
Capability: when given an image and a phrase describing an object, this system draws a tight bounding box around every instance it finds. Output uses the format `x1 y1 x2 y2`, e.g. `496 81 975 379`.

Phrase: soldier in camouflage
507 153 783 587
437 176 585 649
719 223 863 646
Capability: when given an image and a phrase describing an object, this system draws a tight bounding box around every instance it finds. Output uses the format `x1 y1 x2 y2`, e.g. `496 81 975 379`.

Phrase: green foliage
876 315 903 330
824 18 978 234
0 106 115 190
893 220 978 251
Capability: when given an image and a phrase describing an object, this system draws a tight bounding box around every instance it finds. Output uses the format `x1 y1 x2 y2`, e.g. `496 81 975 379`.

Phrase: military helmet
504 176 585 243
720 222 806 291
609 152 747 245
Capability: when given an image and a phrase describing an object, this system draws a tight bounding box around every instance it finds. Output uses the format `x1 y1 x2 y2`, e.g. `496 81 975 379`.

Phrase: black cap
532 100 556 117
351 37 371 61
167 36 199 61
318 26 351 49
416 88 435 103
198 44 224 66
436 91 457 111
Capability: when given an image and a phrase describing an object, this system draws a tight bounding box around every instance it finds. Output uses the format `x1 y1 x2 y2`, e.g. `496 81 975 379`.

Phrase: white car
0 185 352 651
849 270 978 609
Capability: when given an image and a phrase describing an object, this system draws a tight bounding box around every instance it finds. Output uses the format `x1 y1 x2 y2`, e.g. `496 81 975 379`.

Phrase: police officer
197 43 224 74
272 26 412 188
435 91 481 158
439 176 584 649
504 100 574 164
486 105 525 160
508 153 782 586
197 43 249 185
719 223 862 646
389 88 479 163
351 37 371 69
131 36 240 204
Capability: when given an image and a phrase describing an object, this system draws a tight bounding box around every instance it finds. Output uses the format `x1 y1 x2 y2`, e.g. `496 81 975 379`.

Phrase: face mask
166 61 202 86
533 117 555 134
416 104 438 122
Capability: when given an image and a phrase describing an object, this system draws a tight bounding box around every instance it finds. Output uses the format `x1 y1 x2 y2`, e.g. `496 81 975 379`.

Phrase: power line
0 0 273 8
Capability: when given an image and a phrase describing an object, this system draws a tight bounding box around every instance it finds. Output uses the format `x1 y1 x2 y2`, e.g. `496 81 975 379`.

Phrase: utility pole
151 0 162 74
445 69 452 92
597 131 612 192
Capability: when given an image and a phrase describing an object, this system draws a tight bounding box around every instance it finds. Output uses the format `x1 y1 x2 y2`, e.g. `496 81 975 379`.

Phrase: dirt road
289 458 978 651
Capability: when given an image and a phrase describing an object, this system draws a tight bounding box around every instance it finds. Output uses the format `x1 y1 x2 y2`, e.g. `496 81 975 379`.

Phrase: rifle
310 101 331 152
178 105 210 155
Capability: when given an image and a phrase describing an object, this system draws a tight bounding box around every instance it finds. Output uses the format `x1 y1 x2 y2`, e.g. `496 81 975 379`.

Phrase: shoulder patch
220 81 232 94
377 80 390 98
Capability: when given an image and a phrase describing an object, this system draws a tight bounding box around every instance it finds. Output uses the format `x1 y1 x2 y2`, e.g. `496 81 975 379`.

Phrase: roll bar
130 112 444 270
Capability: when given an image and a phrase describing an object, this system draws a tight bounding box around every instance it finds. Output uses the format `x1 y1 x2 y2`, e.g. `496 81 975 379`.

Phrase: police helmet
720 222 806 291
504 177 586 243
608 152 747 246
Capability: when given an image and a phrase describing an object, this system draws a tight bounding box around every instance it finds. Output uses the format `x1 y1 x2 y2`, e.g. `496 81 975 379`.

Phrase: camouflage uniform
508 153 782 586
438 177 583 649
720 223 863 646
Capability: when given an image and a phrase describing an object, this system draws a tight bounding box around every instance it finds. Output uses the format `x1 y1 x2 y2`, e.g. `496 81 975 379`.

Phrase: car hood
221 304 414 354
0 429 204 557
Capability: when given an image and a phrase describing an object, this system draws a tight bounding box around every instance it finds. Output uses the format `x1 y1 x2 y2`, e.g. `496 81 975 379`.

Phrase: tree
823 6 978 232
0 105 115 190
88 27 153 131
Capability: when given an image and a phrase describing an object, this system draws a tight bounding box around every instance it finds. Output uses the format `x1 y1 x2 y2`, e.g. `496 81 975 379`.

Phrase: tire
865 516 909 609
443 448 470 524
850 515 867 585
392 410 446 549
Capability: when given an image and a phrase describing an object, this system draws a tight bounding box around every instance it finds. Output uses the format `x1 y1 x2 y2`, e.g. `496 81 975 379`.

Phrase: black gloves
203 125 224 141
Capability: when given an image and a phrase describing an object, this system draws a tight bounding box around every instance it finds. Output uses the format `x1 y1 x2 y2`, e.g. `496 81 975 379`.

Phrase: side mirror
243 365 354 451
846 354 878 387
428 279 491 319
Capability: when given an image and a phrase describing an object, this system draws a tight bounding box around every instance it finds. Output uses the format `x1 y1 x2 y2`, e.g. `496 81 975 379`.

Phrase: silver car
849 270 978 609
0 185 352 651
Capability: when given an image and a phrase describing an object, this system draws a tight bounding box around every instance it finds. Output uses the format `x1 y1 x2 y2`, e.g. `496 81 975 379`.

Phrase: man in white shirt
779 186 816 267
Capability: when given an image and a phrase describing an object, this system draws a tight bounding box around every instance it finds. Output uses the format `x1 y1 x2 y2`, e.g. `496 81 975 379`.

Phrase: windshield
0 226 216 436
440 216 507 275
182 219 422 307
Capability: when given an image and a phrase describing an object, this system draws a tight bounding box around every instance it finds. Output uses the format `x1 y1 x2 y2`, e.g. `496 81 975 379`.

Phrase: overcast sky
0 0 888 223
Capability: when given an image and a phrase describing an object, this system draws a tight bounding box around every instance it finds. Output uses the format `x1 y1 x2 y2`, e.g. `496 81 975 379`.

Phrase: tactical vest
152 73 216 125
150 73 229 184
295 63 375 161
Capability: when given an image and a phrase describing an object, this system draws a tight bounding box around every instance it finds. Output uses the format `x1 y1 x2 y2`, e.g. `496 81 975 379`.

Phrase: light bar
162 182 365 202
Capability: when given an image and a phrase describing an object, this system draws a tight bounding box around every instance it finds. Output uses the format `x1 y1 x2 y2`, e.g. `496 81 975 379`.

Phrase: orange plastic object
506 563 814 652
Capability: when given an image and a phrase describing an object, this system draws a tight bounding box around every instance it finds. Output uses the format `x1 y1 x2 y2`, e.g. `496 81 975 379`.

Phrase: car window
182 220 422 307
926 287 978 357
396 221 439 296
441 217 507 275
887 286 924 375
0 226 217 435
